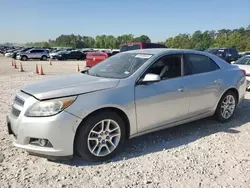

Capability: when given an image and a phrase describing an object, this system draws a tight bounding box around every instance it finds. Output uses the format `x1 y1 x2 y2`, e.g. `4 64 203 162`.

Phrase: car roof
122 48 208 56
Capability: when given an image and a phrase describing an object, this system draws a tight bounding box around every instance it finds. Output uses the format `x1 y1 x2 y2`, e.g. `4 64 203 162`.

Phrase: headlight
25 96 77 117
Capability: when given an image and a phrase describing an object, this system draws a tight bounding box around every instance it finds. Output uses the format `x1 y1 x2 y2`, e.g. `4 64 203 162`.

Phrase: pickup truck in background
86 42 167 67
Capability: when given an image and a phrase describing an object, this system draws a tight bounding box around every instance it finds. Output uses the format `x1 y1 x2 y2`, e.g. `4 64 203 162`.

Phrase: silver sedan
7 49 246 161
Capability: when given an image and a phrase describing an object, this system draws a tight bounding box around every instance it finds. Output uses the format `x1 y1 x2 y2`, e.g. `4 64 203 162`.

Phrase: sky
0 0 249 43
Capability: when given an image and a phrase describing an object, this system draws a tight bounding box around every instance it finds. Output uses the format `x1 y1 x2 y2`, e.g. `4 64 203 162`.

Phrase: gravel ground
1 56 250 188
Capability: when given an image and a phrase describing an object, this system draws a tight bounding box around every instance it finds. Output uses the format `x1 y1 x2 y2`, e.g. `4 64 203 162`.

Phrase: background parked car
13 47 33 59
4 49 17 57
242 51 250 57
49 49 65 59
17 48 50 61
206 48 240 63
56 50 85 60
233 55 250 90
86 42 167 67
120 42 167 52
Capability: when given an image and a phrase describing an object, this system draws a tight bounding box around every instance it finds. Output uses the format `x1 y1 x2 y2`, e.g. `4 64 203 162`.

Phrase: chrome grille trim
14 96 25 106
12 106 21 117
11 95 25 117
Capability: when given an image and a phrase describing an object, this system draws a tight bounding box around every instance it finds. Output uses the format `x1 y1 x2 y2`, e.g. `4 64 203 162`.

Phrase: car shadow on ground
56 98 250 166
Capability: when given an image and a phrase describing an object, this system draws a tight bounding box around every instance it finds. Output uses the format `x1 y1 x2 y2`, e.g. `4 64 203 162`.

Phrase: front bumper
16 55 21 60
7 91 82 157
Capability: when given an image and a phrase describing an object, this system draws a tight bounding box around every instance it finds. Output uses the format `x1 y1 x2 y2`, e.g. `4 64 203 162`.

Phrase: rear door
35 50 44 59
184 53 221 117
67 52 75 59
74 51 82 59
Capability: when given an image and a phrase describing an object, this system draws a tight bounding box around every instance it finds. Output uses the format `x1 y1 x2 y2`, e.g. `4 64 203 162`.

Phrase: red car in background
86 52 112 67
86 42 167 67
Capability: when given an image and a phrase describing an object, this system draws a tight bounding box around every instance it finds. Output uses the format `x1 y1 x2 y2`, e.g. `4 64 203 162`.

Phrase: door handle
214 79 221 84
178 87 186 92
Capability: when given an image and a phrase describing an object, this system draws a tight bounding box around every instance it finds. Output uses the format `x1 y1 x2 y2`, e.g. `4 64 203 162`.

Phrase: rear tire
215 91 237 122
74 111 126 162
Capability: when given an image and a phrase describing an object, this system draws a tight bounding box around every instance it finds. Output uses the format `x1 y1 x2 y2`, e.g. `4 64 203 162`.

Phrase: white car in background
233 55 250 90
49 49 63 59
5 49 17 57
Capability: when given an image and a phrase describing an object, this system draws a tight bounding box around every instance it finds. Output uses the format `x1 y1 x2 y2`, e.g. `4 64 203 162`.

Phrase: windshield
88 53 153 79
234 56 250 65
120 44 141 52
58 50 68 54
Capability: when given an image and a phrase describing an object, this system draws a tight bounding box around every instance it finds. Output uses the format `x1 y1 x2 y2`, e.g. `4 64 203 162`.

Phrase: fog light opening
30 138 53 147
39 139 48 147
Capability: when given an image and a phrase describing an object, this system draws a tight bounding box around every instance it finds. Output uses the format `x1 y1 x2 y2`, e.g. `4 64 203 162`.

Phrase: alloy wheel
87 119 121 157
220 95 236 119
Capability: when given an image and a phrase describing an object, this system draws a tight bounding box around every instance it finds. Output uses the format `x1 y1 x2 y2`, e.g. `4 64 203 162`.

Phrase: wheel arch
216 87 239 109
21 55 28 60
223 87 239 103
73 107 131 150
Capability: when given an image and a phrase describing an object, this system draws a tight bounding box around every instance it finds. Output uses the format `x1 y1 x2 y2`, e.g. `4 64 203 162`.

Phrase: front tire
21 56 28 61
215 91 237 122
74 111 126 162
41 55 47 61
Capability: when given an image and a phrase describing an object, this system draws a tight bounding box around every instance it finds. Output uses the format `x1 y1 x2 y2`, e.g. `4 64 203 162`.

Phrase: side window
246 59 250 65
30 50 36 53
144 54 182 80
185 54 219 75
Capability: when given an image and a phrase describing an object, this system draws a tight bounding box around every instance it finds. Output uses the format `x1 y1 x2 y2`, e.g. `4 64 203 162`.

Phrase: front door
29 50 37 59
135 54 191 132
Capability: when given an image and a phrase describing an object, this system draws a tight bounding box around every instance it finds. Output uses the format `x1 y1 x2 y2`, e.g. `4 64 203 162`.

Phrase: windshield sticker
135 54 152 59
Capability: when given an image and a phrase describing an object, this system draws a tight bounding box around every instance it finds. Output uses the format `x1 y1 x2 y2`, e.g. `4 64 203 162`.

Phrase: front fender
65 85 137 136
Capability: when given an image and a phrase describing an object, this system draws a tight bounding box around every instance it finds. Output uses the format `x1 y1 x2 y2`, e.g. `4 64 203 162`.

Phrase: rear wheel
215 91 237 122
74 111 126 162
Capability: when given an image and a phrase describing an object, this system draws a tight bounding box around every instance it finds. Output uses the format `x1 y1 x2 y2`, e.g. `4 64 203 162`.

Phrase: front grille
11 94 25 117
12 107 21 117
14 96 25 106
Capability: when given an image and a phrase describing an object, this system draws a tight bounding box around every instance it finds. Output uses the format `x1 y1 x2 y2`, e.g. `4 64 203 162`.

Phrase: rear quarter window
145 43 166 49
120 44 141 52
185 54 219 75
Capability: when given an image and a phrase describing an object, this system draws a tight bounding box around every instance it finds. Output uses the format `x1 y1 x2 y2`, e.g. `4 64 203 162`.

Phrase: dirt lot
0 56 250 188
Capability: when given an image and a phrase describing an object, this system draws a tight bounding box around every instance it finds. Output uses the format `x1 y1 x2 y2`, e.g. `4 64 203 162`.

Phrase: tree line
26 34 151 49
166 27 250 51
26 26 250 51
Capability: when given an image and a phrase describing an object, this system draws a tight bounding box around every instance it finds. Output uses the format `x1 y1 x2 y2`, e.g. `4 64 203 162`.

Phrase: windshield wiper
93 73 102 77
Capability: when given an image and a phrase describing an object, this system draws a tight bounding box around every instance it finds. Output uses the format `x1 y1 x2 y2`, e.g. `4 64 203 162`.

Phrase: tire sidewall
41 55 47 61
22 56 27 61
215 91 237 122
75 111 126 162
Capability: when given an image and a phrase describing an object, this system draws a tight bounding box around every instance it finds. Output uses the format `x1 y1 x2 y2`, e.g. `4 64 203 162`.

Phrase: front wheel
21 56 28 61
41 55 47 61
215 91 237 122
74 111 126 162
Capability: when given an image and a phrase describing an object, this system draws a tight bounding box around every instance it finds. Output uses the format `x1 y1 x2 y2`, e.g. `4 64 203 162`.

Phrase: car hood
22 73 120 100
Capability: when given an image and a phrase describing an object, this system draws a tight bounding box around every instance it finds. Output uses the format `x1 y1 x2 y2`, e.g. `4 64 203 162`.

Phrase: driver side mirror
138 73 161 85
